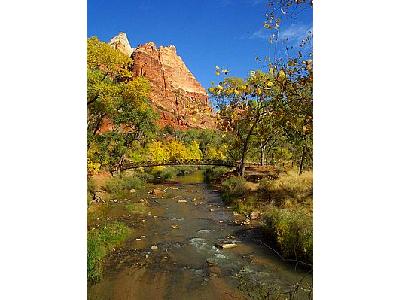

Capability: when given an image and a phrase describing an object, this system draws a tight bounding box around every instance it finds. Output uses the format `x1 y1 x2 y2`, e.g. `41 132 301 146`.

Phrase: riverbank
205 167 313 266
87 168 312 299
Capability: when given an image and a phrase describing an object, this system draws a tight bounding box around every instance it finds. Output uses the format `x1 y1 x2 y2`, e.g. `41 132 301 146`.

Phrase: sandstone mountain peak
109 32 133 57
109 32 216 129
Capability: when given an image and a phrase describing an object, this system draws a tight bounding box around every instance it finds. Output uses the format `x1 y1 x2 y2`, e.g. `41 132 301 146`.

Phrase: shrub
134 171 154 183
221 176 247 201
87 222 131 282
263 206 312 264
87 178 97 203
103 175 144 199
233 197 257 215
204 166 230 183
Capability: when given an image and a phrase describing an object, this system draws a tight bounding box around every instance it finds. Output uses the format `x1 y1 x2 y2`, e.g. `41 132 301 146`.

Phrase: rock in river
215 242 237 249
250 211 261 220
150 188 164 196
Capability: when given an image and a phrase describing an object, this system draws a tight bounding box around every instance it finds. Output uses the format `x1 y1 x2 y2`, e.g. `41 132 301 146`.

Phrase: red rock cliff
109 33 216 129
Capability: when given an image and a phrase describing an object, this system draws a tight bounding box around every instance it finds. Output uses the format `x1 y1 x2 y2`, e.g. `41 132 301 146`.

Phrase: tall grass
221 176 248 202
263 206 313 264
259 170 313 207
87 222 131 282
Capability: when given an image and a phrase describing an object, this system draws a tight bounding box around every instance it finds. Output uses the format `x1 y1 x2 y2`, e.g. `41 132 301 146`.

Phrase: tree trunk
299 145 306 175
117 155 125 175
238 161 246 176
238 110 261 177
260 144 265 166
238 148 247 176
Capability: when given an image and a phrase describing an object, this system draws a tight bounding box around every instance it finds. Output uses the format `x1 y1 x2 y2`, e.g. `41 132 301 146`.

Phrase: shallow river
88 171 312 299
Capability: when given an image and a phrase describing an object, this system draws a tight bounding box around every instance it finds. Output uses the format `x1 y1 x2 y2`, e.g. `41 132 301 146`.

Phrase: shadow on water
88 170 312 300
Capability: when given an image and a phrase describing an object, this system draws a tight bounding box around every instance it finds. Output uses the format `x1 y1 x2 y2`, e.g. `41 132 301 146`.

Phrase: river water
88 171 312 299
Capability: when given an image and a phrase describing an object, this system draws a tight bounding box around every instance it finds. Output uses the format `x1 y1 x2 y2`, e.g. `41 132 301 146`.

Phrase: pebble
151 245 158 250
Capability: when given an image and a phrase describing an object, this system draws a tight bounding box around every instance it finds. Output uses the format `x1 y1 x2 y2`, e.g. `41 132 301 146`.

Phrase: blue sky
88 0 312 90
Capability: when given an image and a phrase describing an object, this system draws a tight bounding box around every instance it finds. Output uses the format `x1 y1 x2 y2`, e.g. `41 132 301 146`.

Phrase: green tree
209 71 278 176
87 37 158 174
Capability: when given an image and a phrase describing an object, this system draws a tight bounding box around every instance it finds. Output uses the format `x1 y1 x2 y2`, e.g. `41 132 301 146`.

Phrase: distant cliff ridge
109 32 216 129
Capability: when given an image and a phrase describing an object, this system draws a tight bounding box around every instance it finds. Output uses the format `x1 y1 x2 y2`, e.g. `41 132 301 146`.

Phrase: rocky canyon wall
109 32 216 129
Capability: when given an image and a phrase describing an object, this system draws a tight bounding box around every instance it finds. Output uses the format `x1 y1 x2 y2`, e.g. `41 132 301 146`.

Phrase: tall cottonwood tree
210 71 279 176
87 37 157 174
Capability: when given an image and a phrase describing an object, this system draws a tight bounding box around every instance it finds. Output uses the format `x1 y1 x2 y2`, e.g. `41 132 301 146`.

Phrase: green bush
204 166 230 183
221 176 247 201
87 178 97 203
104 175 143 194
263 206 312 264
88 222 131 282
133 171 154 183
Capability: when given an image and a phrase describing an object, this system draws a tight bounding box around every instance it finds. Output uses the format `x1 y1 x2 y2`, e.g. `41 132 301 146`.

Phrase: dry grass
259 170 313 207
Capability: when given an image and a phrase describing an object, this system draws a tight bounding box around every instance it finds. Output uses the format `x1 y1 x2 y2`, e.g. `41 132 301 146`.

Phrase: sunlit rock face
109 32 134 57
109 33 216 129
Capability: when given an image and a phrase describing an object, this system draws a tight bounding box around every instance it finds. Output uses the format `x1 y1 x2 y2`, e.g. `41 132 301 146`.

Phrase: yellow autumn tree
205 144 227 160
146 141 170 163
185 141 202 160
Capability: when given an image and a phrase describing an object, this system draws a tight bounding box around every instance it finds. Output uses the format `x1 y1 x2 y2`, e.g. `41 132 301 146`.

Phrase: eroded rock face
109 32 134 57
109 33 216 129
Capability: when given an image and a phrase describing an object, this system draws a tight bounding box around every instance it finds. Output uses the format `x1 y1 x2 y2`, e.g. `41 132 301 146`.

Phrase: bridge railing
119 159 237 170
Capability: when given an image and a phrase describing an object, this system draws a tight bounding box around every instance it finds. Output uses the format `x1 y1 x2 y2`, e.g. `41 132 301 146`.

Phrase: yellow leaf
278 70 286 80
